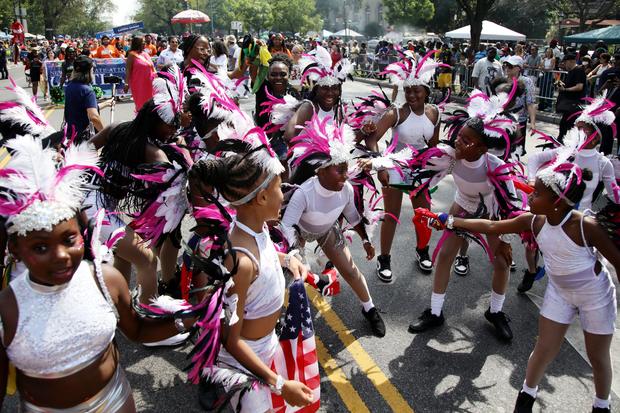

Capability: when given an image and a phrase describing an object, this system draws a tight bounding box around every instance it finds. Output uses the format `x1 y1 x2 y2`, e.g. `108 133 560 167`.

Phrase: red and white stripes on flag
270 280 321 412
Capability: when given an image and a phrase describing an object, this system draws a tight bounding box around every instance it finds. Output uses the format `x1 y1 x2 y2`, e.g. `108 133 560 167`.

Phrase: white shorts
387 167 414 186
541 270 617 335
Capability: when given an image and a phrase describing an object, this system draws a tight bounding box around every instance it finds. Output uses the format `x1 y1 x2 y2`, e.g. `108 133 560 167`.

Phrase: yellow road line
309 288 414 413
315 335 370 413
44 107 55 119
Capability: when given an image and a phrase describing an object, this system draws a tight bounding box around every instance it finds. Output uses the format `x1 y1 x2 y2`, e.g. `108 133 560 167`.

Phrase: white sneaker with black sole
416 247 433 273
454 255 469 276
376 254 393 283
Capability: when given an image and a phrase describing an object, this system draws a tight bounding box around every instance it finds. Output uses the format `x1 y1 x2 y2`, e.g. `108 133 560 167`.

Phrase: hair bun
581 168 593 182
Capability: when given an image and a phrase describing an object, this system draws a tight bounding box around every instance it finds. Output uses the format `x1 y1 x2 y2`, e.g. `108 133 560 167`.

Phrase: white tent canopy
333 28 363 37
445 20 525 41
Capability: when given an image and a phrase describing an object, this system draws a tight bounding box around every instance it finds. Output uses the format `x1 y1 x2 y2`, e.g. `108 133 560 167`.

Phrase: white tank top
393 105 437 151
230 221 285 320
534 211 597 277
5 261 117 378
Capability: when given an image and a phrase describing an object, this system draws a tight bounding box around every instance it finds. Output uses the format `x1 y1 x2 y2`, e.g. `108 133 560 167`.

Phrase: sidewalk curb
353 76 561 125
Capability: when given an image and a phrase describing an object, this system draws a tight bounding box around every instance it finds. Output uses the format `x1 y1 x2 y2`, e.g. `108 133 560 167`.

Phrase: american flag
270 280 321 412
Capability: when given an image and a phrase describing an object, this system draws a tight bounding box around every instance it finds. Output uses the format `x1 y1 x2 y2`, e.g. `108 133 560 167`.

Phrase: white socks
593 396 611 409
361 299 374 312
521 382 538 398
490 290 505 314
430 292 445 316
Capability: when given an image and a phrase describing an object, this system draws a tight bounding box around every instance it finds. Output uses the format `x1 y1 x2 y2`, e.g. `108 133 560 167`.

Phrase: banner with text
45 58 129 98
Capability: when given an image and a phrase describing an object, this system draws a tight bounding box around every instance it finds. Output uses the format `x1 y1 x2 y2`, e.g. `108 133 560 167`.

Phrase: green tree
545 0 620 32
364 21 383 37
271 0 322 35
229 0 273 34
134 0 185 35
455 0 496 53
428 0 461 33
382 0 435 27
487 0 551 39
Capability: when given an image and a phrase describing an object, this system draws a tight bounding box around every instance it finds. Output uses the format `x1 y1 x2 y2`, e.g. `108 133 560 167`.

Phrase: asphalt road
1 63 619 413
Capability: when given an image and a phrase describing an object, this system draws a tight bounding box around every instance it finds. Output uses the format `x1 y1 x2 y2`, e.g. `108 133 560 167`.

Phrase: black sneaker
416 247 433 273
517 268 539 293
454 255 469 276
408 308 445 333
484 308 513 341
376 254 393 283
513 391 536 413
510 260 517 272
592 407 611 413
362 307 386 337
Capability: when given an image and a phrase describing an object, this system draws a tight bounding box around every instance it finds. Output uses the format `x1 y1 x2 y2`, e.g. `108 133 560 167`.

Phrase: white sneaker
143 332 190 347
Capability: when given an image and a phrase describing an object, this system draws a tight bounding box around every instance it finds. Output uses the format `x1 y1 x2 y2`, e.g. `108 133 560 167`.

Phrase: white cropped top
4 261 117 378
231 221 285 320
392 105 438 151
281 176 362 238
533 211 597 277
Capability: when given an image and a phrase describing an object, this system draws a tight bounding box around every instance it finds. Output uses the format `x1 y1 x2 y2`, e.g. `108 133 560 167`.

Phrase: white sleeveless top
534 211 597 276
5 261 117 378
392 105 437 151
231 221 285 320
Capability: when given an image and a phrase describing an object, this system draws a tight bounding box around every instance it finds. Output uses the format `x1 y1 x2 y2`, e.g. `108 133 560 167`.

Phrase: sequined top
3 261 117 378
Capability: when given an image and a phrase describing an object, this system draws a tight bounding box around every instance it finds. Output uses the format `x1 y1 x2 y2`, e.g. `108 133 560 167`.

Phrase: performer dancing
418 132 619 413
0 136 196 412
364 50 445 281
408 86 522 341
518 97 620 292
281 115 386 337
189 115 315 412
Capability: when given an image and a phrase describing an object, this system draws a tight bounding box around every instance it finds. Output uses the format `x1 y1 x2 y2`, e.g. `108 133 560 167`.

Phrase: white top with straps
392 105 437 151
5 261 117 378
304 99 335 121
231 221 285 320
533 211 597 276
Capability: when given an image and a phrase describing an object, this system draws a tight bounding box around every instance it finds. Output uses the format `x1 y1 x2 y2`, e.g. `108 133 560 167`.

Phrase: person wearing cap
502 55 536 154
92 35 120 59
472 47 504 95
226 34 240 71
557 53 586 141
64 55 105 142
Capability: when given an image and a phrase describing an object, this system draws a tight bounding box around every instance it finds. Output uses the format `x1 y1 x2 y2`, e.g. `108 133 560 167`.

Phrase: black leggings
0 61 7 79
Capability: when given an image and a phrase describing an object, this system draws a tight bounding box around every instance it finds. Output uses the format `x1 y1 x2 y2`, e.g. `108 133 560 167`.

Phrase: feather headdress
444 83 519 159
0 135 102 236
573 96 617 141
216 110 285 176
383 49 449 89
536 128 586 206
153 64 186 126
299 45 353 87
288 113 356 168
0 78 56 143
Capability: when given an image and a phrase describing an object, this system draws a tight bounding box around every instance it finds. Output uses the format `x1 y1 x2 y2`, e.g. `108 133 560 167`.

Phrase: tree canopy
383 0 435 27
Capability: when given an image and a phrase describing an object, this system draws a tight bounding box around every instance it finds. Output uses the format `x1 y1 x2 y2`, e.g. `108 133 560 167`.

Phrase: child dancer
418 128 619 413
408 86 523 341
280 115 386 337
0 136 196 412
519 97 620 291
364 50 446 280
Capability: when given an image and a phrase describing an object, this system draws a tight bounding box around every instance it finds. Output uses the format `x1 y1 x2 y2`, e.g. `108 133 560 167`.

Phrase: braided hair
188 152 265 204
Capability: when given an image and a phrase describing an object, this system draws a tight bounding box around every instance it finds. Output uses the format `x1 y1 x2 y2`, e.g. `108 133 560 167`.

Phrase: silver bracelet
284 249 299 269
446 214 454 230
174 318 186 333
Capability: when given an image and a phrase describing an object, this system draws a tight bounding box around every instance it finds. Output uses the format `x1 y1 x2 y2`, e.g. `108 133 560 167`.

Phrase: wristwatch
270 374 285 395
446 214 455 230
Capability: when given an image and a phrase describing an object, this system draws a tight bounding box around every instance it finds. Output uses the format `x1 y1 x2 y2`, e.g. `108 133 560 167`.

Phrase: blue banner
113 22 144 34
45 58 129 98
95 30 116 39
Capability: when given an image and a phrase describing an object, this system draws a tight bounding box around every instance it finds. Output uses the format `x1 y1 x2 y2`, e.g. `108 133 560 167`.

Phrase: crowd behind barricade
0 28 620 413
